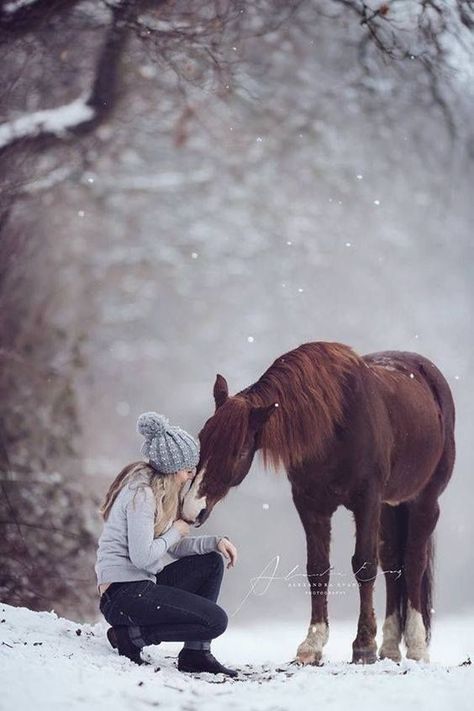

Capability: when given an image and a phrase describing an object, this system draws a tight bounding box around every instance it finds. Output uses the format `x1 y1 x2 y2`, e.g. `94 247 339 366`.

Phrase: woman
95 411 238 676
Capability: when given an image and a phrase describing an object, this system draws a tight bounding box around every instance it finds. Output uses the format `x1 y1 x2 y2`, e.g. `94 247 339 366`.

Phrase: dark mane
240 342 363 471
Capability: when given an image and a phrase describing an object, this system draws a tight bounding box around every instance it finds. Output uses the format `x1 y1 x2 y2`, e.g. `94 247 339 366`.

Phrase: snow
21 165 75 194
0 97 94 150
3 0 38 14
84 170 213 194
1 602 473 711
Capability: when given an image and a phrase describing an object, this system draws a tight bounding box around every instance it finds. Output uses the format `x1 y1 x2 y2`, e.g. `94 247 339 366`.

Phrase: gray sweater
95 476 223 593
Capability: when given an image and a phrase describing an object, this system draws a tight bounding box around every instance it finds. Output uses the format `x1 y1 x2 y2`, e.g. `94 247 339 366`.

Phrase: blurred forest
0 0 473 624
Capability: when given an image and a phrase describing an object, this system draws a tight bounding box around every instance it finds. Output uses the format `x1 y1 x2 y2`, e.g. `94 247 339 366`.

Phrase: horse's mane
241 341 363 471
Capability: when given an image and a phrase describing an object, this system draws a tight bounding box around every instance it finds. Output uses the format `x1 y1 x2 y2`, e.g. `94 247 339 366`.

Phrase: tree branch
0 0 151 155
0 0 83 37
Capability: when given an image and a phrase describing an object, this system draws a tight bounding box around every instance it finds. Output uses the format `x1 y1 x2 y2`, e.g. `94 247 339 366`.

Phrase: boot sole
179 668 238 677
178 662 237 677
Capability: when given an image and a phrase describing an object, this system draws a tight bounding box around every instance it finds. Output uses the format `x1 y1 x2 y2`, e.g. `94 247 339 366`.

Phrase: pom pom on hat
136 411 200 474
136 411 169 439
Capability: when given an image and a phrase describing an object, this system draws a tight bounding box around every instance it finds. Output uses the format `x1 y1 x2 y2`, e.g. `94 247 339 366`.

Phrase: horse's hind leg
403 438 454 662
403 497 439 662
378 503 408 663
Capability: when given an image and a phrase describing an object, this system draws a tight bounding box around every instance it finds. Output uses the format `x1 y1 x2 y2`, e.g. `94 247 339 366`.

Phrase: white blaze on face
181 468 207 522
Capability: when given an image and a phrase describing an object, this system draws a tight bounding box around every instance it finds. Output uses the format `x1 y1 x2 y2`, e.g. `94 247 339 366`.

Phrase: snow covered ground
1 602 473 711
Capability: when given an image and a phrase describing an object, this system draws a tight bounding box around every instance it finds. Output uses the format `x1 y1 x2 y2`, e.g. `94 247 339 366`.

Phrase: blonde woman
95 412 238 676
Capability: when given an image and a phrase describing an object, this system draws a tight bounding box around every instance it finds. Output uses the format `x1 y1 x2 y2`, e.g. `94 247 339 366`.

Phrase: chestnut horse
182 341 455 665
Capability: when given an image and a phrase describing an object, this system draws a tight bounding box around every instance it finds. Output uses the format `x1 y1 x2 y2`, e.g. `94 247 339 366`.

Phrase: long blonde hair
98 461 183 536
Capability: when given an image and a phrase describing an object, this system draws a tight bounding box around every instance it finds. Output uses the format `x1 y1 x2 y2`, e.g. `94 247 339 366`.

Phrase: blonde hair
98 460 184 536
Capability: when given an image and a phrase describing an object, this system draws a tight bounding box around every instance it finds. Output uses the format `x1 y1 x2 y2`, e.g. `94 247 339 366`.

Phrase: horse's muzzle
194 507 209 527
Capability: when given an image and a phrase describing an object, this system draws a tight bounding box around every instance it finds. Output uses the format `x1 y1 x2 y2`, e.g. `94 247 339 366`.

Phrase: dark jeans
99 551 227 649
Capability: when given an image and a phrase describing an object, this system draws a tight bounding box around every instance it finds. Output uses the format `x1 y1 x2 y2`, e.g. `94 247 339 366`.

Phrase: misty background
0 0 472 631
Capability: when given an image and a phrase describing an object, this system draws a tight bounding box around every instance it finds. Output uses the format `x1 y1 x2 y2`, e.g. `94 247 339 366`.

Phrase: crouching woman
95 411 238 676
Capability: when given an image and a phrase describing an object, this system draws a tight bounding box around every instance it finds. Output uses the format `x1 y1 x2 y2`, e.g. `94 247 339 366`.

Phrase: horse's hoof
379 646 402 663
295 647 322 666
352 648 377 665
296 624 328 666
296 653 322 666
406 648 430 663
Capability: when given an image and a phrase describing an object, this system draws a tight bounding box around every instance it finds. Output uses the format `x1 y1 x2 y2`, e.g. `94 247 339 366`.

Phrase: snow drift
1 602 473 711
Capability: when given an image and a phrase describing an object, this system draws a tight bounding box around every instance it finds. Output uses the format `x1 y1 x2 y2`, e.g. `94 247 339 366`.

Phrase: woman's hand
173 519 190 536
217 537 238 569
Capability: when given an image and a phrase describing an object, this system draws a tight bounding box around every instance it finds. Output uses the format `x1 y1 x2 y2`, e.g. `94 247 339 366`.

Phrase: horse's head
181 374 278 526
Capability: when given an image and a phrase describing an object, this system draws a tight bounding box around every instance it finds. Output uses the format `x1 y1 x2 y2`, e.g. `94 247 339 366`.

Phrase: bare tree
2 2 470 157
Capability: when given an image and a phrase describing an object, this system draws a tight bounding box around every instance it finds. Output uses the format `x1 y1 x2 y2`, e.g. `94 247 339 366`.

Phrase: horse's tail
417 360 454 645
395 503 409 635
418 360 456 450
383 355 453 644
421 533 435 643
396 499 436 644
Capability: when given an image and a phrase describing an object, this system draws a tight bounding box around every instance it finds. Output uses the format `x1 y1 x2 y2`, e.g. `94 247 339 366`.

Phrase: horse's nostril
196 507 207 524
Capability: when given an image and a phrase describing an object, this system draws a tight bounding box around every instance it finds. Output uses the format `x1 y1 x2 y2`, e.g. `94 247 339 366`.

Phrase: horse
181 341 456 665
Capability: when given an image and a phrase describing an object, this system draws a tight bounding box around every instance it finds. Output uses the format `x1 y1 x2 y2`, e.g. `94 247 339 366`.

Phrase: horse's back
362 349 455 431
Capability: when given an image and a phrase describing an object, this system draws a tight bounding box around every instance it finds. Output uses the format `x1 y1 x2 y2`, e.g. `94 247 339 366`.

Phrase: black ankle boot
107 626 144 665
177 648 238 677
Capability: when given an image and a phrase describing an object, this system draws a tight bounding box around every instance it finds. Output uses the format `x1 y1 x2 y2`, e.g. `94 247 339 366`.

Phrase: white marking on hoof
296 623 329 665
404 602 430 662
379 613 402 662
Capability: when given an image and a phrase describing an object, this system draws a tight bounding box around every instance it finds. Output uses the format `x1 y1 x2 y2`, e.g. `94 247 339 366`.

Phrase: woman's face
175 467 196 487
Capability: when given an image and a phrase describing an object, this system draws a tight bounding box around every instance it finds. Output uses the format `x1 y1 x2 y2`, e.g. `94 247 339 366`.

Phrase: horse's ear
213 374 229 411
249 402 279 431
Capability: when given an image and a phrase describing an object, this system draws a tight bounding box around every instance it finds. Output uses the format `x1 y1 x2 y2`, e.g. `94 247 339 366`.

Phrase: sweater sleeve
166 534 222 559
125 485 182 572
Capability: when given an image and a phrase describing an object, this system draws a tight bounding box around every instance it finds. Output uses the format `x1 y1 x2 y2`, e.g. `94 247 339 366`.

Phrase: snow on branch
81 169 214 195
3 0 38 14
0 97 94 150
0 0 84 35
0 1 138 154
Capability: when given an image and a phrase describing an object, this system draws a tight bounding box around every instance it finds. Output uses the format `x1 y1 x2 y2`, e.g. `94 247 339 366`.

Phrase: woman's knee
208 604 228 638
198 600 228 639
204 550 224 571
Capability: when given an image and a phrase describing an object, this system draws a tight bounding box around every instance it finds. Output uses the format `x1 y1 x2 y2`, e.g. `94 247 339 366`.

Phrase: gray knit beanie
137 412 200 475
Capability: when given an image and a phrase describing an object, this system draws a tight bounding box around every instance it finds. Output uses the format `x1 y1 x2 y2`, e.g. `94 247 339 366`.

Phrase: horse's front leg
351 492 382 664
292 489 332 666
